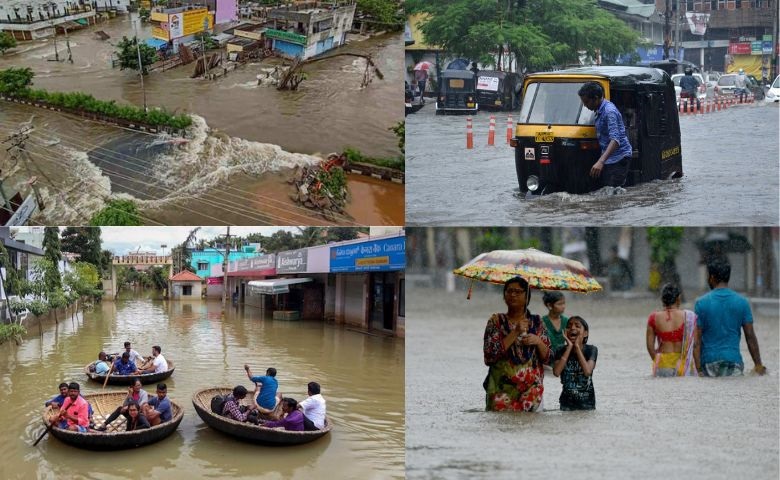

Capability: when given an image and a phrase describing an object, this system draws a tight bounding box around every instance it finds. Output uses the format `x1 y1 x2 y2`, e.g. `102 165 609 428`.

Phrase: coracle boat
42 391 184 450
84 359 175 385
192 387 332 445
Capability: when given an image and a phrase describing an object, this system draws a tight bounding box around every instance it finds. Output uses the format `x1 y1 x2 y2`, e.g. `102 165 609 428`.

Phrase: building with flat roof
265 1 355 59
0 1 97 40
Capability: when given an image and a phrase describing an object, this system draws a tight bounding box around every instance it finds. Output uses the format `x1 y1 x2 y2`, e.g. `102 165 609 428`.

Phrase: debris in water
288 153 351 221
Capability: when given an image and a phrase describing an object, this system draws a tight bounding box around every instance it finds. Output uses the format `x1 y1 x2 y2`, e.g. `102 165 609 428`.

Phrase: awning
75 18 88 25
145 38 168 50
248 278 312 295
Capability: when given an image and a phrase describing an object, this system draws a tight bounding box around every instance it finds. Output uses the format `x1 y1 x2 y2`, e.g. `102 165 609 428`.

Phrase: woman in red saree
646 284 697 377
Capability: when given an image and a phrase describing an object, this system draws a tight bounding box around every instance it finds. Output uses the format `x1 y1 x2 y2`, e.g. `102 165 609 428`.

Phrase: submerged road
406 101 779 226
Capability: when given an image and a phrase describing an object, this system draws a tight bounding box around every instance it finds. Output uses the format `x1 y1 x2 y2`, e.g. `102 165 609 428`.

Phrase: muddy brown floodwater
0 292 405 479
0 13 404 225
406 287 779 479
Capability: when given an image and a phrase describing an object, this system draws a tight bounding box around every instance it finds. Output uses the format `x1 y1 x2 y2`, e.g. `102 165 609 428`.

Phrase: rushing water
0 14 404 225
0 292 405 479
405 102 779 226
405 287 779 479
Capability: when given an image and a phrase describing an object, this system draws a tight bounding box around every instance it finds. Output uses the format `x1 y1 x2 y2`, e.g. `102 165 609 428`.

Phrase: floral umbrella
453 248 602 298
413 61 434 71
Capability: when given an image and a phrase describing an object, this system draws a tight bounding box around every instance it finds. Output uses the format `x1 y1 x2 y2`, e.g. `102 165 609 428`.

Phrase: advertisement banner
152 26 169 41
250 255 275 270
168 13 183 39
207 277 223 285
236 259 250 271
183 9 212 36
330 237 406 273
685 12 709 36
277 250 308 274
751 41 763 55
728 42 751 55
763 41 773 55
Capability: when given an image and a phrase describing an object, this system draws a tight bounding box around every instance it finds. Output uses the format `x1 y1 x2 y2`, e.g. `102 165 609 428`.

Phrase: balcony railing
2 4 93 25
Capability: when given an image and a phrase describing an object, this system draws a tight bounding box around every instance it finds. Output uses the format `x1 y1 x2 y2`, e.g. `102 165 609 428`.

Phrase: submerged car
405 81 424 115
475 70 522 111
715 74 765 100
435 70 478 115
511 66 683 195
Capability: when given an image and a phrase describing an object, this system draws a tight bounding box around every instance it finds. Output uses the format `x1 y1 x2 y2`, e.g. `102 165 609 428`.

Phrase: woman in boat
483 276 551 412
97 378 149 431
125 401 151 431
646 283 697 377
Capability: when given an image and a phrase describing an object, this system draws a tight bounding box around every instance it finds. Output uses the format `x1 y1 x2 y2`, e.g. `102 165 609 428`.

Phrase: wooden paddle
103 361 115 389
32 424 52 446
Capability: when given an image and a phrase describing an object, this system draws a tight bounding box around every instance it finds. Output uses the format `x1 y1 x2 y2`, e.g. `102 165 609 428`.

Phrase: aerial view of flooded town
0 0 404 226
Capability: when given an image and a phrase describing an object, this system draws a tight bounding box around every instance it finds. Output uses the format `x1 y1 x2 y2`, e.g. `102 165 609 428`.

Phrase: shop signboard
762 41 773 55
751 41 762 55
266 28 307 45
250 254 275 270
278 250 308 274
152 26 169 41
330 236 406 273
728 42 751 55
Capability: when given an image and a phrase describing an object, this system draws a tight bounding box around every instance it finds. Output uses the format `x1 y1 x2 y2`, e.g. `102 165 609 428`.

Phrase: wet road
405 102 779 225
0 292 404 479
406 287 779 479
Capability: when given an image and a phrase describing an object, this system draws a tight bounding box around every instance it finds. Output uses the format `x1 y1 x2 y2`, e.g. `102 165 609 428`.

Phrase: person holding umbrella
483 276 551 412
413 61 433 98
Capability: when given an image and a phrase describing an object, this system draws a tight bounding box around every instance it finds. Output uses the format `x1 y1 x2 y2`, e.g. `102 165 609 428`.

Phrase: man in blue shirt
245 364 280 410
693 259 766 377
577 81 633 188
143 383 173 426
113 352 139 376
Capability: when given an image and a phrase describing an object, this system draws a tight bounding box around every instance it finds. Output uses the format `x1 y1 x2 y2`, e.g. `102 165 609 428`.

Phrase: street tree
115 36 158 75
43 227 62 291
0 67 34 95
171 227 200 274
408 0 640 72
60 227 104 273
358 0 403 25
0 32 17 55
89 199 142 226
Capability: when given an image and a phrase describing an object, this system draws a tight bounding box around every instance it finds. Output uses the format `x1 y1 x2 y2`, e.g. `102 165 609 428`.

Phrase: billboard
169 13 183 38
183 9 213 36
329 236 406 273
278 250 308 274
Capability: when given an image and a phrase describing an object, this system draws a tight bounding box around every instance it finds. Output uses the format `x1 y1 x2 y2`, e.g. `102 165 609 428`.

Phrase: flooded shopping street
405 102 779 226
0 292 404 479
405 288 779 479
0 14 404 225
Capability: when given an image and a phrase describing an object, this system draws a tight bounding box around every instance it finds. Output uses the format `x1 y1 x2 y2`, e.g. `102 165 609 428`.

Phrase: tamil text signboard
265 28 307 45
329 237 405 273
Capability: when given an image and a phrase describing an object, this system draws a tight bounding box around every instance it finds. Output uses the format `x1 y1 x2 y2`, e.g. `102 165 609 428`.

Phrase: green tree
262 230 302 252
408 0 640 72
43 227 62 291
60 227 104 274
0 32 17 55
89 199 143 226
172 227 200 274
115 36 158 75
358 0 403 25
0 67 34 95
63 261 102 301
391 121 404 155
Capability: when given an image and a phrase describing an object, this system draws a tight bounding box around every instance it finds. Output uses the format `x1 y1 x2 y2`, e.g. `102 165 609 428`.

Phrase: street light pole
133 19 148 112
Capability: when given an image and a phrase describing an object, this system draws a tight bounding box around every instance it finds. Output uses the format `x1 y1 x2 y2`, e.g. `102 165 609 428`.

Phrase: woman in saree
483 276 552 412
646 283 697 377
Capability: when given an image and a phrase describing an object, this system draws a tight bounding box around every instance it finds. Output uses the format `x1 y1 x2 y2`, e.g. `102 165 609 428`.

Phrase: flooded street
0 292 404 479
406 103 779 225
0 14 404 225
406 288 779 479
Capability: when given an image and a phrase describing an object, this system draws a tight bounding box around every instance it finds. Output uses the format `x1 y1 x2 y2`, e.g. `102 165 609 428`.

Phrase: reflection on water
0 291 404 479
406 288 779 479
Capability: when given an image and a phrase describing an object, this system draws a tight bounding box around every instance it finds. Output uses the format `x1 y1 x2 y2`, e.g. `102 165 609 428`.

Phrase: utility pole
3 127 45 214
201 16 210 79
663 0 671 59
222 226 230 307
65 26 73 63
133 19 148 112
674 0 681 60
52 21 60 62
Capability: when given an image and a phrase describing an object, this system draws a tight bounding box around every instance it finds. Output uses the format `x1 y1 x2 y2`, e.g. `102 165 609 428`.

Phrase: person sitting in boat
90 351 110 375
113 352 140 376
222 385 259 423
51 382 90 433
45 382 95 425
298 381 326 431
244 364 282 418
96 377 149 431
125 401 151 431
123 341 146 367
142 383 172 426
140 346 168 374
259 398 304 431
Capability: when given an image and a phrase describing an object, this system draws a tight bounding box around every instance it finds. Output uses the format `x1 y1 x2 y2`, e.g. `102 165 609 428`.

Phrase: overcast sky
94 227 298 255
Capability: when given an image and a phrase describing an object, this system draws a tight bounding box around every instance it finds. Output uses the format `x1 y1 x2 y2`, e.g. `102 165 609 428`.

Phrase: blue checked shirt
594 99 633 165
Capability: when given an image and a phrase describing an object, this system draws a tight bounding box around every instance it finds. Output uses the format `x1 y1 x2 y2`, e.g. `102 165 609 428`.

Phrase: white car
671 73 707 103
764 75 780 103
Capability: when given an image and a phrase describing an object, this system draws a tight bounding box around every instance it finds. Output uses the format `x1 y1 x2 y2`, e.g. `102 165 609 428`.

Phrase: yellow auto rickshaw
511 66 683 195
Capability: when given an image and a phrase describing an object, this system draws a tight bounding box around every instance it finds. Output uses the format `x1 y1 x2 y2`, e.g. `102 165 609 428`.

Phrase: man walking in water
693 259 766 377
577 82 633 189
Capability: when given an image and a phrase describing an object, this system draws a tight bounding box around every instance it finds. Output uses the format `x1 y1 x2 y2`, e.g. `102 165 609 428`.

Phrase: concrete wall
341 273 366 328
170 281 203 299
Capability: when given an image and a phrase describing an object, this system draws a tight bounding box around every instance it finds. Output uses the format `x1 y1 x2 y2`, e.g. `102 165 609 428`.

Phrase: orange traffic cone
487 115 496 146
506 115 513 144
466 116 474 149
